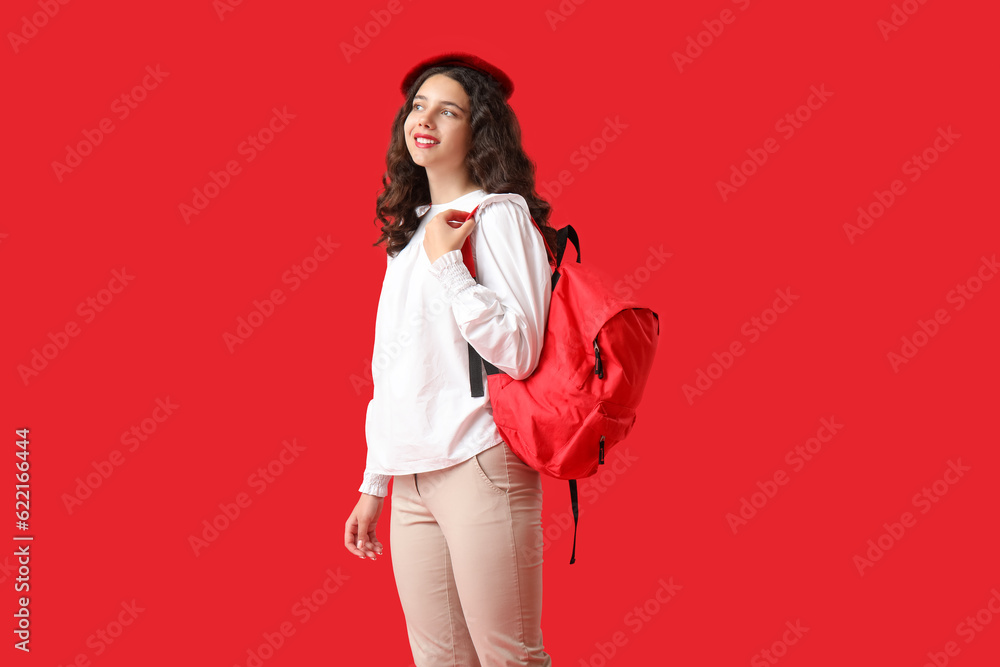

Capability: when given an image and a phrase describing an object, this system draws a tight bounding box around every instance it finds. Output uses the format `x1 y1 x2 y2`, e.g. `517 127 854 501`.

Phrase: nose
415 109 434 130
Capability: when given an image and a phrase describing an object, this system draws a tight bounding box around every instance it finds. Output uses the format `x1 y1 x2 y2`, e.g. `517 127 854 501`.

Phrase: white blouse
359 189 552 497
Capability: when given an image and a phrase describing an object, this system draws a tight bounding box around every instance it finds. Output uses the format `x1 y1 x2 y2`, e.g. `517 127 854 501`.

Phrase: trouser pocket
472 443 509 495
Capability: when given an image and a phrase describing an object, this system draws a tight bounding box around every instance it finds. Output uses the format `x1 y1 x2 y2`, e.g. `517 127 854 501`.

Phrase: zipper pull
599 435 605 465
593 338 604 379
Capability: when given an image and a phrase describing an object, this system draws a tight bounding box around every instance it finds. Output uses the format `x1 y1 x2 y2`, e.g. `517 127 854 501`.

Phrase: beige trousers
390 441 553 667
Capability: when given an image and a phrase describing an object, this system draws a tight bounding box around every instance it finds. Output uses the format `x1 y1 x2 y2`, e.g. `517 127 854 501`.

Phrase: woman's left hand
423 208 477 265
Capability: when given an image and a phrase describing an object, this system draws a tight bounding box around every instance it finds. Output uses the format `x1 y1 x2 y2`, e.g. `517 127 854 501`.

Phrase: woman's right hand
345 493 385 561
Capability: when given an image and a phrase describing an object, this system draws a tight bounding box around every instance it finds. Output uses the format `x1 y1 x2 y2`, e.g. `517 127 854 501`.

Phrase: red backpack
460 199 660 563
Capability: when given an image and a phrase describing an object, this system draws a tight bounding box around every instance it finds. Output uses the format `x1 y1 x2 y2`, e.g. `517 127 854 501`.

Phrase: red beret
400 52 514 100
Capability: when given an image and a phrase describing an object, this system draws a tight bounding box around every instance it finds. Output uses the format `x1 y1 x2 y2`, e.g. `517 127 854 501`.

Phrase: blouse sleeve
426 199 552 380
358 256 393 498
358 471 391 497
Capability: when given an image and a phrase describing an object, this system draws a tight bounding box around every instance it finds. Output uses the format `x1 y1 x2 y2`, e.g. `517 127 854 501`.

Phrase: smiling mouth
414 136 440 147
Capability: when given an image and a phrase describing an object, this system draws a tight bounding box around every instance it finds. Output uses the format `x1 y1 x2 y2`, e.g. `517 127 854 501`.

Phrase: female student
344 53 558 666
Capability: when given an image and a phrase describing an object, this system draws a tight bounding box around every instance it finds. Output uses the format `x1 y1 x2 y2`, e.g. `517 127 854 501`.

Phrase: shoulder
474 193 532 228
472 194 548 260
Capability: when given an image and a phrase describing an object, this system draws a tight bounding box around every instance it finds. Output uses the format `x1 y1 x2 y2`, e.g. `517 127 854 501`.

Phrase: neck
425 167 480 206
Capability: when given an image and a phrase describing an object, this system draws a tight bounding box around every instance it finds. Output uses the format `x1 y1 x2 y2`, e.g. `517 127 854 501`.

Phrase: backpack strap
467 344 500 397
459 196 558 279
459 198 548 396
460 204 482 279
569 480 580 564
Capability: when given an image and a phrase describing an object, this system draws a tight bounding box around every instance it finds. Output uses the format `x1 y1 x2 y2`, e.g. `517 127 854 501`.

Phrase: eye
442 109 455 117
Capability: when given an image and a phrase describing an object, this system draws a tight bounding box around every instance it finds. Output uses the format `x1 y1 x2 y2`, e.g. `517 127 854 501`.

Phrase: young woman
343 53 558 666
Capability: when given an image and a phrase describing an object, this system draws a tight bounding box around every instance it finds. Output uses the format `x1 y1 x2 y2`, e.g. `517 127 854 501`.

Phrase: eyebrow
413 94 466 114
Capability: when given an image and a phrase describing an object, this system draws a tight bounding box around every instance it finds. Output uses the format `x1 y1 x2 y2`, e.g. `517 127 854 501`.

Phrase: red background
3 0 998 665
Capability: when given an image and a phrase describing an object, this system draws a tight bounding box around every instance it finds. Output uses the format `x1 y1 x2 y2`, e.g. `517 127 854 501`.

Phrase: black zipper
593 338 604 379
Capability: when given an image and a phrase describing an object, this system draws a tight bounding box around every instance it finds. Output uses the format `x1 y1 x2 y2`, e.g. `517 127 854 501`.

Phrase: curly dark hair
372 64 558 260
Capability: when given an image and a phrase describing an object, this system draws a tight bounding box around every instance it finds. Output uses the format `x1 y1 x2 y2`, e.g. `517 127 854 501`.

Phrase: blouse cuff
428 249 476 301
359 472 391 498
